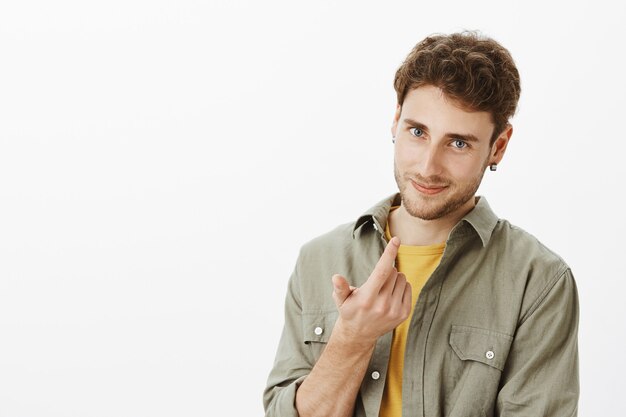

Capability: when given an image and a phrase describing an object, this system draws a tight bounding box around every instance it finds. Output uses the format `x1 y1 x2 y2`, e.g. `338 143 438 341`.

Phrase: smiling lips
411 179 448 195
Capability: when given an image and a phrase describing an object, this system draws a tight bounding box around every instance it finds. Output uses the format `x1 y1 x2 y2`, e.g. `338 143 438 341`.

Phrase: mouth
410 179 448 195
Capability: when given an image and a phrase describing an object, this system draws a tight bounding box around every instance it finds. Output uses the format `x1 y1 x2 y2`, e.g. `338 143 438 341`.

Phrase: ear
390 104 402 138
489 124 513 165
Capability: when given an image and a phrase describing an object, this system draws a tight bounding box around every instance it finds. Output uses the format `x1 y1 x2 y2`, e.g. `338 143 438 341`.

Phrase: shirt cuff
264 375 308 417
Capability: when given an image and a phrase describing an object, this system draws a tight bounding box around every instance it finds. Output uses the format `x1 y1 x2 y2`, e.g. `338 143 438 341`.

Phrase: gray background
1 0 623 415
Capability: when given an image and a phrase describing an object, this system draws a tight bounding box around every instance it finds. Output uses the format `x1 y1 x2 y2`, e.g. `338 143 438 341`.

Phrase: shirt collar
352 192 499 247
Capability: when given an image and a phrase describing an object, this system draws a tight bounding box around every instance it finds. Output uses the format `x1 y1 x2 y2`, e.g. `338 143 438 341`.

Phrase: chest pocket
449 325 514 371
302 310 339 362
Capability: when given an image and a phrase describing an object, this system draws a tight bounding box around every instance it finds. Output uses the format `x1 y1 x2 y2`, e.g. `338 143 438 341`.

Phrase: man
263 31 579 417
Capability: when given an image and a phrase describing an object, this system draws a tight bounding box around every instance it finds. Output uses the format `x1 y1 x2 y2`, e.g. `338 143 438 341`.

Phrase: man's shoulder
490 217 574 307
493 218 569 269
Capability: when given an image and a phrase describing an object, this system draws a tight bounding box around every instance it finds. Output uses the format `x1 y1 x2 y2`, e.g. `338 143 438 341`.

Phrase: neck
388 196 478 246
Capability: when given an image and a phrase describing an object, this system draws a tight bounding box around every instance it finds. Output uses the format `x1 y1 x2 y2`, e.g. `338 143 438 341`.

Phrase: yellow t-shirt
378 206 446 417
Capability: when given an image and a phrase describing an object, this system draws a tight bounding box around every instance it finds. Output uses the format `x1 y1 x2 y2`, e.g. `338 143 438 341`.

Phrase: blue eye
452 139 468 149
410 127 424 137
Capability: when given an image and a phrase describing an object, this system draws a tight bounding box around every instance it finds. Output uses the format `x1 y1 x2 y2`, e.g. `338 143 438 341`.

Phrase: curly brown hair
393 31 521 145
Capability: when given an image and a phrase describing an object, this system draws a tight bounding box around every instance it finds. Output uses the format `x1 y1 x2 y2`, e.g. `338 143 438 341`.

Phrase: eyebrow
402 118 481 143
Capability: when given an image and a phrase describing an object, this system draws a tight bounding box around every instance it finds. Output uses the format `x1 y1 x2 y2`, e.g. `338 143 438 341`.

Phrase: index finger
367 236 400 289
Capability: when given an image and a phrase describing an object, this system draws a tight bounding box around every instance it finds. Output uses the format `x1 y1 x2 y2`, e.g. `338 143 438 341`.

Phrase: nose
420 143 443 177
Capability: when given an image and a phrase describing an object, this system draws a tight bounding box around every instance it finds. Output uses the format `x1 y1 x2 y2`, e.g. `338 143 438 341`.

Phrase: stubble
393 160 488 221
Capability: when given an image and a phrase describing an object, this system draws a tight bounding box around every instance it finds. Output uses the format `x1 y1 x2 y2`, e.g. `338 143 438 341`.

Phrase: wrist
330 317 378 353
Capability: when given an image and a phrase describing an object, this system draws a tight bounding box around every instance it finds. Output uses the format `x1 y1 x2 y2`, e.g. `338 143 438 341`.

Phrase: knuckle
358 298 373 310
388 306 400 320
374 303 388 316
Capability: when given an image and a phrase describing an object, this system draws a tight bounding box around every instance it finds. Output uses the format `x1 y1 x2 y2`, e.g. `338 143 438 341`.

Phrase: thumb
332 274 352 306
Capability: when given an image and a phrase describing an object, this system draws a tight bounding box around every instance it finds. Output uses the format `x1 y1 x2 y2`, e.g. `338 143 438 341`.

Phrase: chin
400 185 474 221
404 200 453 221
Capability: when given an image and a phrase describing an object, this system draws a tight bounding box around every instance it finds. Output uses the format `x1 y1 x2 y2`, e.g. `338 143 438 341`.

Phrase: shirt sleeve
496 267 580 416
263 255 314 417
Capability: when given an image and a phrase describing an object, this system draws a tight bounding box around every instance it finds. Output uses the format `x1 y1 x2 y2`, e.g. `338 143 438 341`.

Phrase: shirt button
371 371 380 380
314 327 323 336
486 350 495 360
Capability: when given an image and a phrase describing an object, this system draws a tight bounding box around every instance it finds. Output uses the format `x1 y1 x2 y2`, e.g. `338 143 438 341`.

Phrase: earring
489 163 497 171
392 136 396 144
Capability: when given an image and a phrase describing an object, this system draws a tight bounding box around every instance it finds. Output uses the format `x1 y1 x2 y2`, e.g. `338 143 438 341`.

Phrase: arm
294 319 376 417
296 236 411 417
496 267 579 416
262 257 311 417
264 237 411 417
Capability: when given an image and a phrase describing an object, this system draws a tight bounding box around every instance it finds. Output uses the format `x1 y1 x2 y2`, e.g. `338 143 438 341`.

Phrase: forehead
401 86 495 141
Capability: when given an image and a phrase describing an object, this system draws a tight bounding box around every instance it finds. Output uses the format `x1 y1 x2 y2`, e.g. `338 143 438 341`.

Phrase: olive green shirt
263 193 579 417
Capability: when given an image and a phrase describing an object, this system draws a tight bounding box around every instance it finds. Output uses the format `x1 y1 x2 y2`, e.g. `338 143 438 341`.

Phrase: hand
331 236 412 345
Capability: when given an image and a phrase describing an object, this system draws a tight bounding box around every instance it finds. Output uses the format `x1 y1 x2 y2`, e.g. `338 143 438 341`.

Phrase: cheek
450 160 486 182
394 145 419 168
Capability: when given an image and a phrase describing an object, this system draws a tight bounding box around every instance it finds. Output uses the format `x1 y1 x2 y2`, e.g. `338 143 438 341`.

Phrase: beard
393 159 488 221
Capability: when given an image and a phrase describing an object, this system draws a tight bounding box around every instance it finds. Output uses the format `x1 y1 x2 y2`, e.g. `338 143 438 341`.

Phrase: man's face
391 85 508 221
